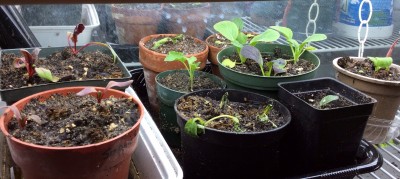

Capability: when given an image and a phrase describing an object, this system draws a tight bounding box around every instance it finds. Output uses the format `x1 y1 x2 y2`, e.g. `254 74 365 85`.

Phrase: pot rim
332 56 400 86
0 86 145 150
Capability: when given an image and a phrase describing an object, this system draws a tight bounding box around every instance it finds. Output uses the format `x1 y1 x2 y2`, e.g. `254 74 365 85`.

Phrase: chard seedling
239 45 286 76
270 26 327 63
35 67 59 82
76 80 133 103
13 48 41 82
214 18 280 64
0 106 42 129
319 95 339 107
67 23 117 63
185 115 240 137
164 51 200 91
151 34 183 50
368 36 399 72
258 104 277 128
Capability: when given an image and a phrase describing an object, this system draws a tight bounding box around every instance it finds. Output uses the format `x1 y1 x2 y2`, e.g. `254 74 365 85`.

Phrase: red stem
386 37 400 57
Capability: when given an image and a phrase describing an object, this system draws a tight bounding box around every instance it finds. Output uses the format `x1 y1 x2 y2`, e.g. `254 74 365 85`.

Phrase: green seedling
270 26 327 64
214 18 280 64
184 115 240 137
319 95 339 107
164 51 200 91
258 104 277 128
368 36 399 72
151 34 184 50
35 67 59 82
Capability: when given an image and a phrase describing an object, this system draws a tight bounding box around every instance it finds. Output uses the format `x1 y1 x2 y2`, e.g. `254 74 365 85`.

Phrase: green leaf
369 57 393 71
151 37 171 50
213 21 239 42
231 40 244 48
270 26 293 40
165 51 186 63
35 67 59 82
319 95 339 107
184 118 206 137
288 39 299 48
231 17 244 31
236 32 248 45
303 34 327 44
304 46 317 51
222 59 236 68
186 56 197 65
265 61 274 76
249 29 280 46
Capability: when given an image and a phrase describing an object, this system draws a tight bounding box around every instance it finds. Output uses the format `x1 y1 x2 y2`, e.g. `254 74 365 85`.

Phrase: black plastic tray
129 67 383 178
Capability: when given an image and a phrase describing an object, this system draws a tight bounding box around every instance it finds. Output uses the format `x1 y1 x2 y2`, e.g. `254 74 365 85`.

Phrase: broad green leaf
240 45 263 66
236 32 248 45
231 17 244 31
231 40 244 48
35 67 59 82
213 21 239 42
270 26 293 40
249 29 280 46
303 34 327 44
186 56 197 65
369 57 393 71
184 118 206 137
165 51 186 63
288 39 299 48
319 95 339 107
222 59 236 68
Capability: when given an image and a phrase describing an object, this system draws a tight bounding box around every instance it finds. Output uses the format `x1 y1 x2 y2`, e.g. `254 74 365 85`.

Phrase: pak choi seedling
164 51 200 91
77 80 133 103
185 115 240 137
258 104 277 128
239 45 286 76
319 95 339 108
151 34 183 50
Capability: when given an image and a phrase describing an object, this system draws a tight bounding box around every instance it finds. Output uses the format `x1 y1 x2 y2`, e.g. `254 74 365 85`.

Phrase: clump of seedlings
239 45 286 76
151 34 184 50
164 51 200 91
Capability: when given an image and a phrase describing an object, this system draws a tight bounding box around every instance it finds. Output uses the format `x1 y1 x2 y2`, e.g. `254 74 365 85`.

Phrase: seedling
238 45 286 76
185 115 240 137
0 106 42 129
214 18 280 64
219 92 229 109
151 34 183 50
67 23 117 63
319 95 339 108
368 36 399 72
164 51 200 91
270 26 327 64
13 48 41 82
258 104 277 128
35 67 59 82
76 80 133 103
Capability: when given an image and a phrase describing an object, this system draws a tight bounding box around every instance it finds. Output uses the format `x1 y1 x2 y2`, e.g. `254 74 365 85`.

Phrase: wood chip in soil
144 35 206 55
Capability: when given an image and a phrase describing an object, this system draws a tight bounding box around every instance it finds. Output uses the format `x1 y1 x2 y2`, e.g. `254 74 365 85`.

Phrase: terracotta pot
333 57 400 144
111 4 163 45
205 34 223 78
163 3 210 39
0 87 144 179
139 34 208 116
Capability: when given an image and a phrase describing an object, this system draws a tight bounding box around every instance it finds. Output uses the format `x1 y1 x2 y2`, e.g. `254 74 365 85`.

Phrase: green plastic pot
217 43 320 91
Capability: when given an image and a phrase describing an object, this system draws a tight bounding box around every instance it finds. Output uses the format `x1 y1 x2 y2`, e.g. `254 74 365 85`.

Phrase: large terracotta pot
111 4 163 45
333 57 400 144
138 34 208 118
163 3 210 39
0 87 144 179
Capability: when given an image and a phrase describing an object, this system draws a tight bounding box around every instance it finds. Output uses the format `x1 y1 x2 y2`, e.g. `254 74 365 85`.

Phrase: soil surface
207 33 257 49
7 93 139 147
225 48 315 76
295 89 355 110
337 57 400 81
158 71 223 92
144 35 206 55
176 94 287 132
0 48 124 90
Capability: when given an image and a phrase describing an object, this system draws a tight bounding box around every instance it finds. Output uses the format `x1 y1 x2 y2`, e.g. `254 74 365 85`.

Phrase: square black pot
278 77 377 176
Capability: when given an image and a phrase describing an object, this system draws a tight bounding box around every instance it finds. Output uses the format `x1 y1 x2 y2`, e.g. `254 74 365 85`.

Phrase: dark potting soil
337 56 400 81
295 89 355 110
158 72 222 92
0 48 123 90
7 93 139 147
177 95 287 132
226 48 315 76
144 35 206 55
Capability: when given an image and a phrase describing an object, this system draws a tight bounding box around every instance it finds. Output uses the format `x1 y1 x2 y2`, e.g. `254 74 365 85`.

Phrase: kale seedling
214 18 280 64
76 80 133 103
151 34 184 50
258 104 277 128
164 51 200 91
319 95 339 108
270 26 327 64
67 23 117 62
13 48 41 82
185 115 240 137
0 106 42 129
368 36 399 72
239 45 286 76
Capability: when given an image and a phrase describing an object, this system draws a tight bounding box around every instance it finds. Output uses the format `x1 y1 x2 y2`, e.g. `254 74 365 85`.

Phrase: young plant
319 95 339 108
13 48 41 82
258 104 277 128
35 67 59 82
151 34 184 50
0 106 42 129
270 26 327 63
76 80 133 103
368 36 399 72
214 18 280 64
67 23 117 62
164 51 200 91
239 45 286 76
185 115 240 137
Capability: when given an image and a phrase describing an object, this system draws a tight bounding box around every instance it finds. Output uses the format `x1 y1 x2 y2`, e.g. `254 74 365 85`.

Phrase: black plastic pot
0 46 131 104
278 77 377 176
175 89 291 178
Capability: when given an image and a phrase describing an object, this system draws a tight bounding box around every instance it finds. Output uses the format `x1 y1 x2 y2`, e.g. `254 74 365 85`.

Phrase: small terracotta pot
205 34 223 78
0 87 144 179
139 34 208 116
111 4 163 45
